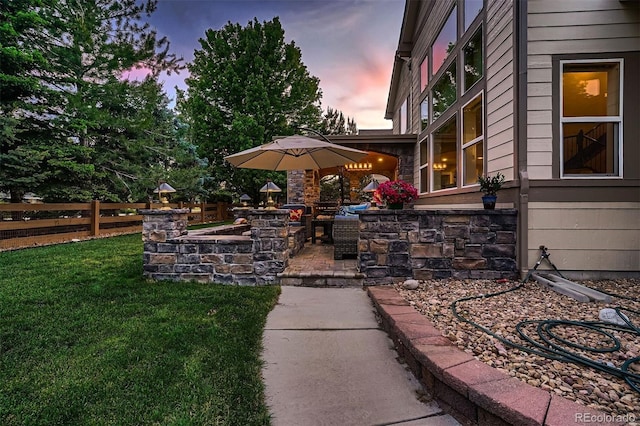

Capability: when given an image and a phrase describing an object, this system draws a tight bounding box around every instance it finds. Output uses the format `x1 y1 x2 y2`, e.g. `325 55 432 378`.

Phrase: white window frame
559 58 624 179
419 135 429 194
461 91 484 188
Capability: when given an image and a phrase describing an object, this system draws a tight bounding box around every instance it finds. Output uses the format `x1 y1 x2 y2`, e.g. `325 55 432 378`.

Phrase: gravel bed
396 278 639 421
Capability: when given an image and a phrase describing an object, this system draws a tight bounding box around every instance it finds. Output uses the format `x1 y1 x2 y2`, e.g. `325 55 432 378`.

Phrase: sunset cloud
148 0 404 129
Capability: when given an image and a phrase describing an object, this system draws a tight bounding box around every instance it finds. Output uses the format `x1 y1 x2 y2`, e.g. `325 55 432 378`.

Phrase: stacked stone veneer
358 209 518 285
141 209 290 285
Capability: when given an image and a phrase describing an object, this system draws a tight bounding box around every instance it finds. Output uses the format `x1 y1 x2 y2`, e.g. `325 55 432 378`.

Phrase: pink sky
144 0 405 130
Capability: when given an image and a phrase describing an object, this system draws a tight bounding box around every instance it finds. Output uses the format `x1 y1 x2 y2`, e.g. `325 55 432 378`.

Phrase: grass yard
0 234 280 425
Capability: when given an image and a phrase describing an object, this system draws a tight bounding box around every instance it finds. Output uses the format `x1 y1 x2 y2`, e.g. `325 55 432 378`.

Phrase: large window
464 28 483 92
419 137 428 193
399 98 407 134
420 97 429 131
417 6 485 195
464 0 483 31
432 116 457 191
561 60 622 177
420 57 429 92
462 93 484 185
432 61 456 120
432 6 457 76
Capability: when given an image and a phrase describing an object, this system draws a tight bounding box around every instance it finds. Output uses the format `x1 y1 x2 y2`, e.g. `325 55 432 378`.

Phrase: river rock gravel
395 278 639 422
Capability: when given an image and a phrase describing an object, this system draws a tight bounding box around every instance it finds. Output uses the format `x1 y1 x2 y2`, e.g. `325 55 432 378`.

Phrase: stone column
287 170 306 204
249 209 290 285
304 170 320 206
140 208 189 280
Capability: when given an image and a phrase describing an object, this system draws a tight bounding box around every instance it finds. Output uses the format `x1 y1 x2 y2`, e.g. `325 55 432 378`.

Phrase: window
432 116 457 191
464 28 483 92
464 0 483 31
420 57 429 92
420 97 429 131
561 60 622 177
419 137 429 193
432 61 456 120
432 6 457 76
462 93 484 185
400 98 408 134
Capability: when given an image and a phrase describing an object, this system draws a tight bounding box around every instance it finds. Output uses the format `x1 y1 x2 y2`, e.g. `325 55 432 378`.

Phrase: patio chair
332 215 359 260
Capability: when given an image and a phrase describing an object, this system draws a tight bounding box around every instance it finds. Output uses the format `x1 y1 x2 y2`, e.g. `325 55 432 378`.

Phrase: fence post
90 200 100 236
200 201 205 223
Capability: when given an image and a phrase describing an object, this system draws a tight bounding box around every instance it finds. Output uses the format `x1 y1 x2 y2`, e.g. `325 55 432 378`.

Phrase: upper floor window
420 57 429 92
561 60 622 177
420 97 429 131
462 93 484 186
432 6 457 77
464 0 483 31
464 27 483 92
400 98 408 134
432 60 457 120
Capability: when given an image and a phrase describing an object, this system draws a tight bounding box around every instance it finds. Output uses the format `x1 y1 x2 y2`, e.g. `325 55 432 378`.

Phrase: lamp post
239 193 252 208
154 181 176 210
259 180 281 210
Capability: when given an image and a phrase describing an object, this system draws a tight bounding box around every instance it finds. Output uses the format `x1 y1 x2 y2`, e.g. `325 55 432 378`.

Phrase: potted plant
376 180 418 209
477 172 505 210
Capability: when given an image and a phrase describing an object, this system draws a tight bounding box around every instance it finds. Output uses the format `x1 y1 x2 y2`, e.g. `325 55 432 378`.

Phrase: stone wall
141 209 290 285
358 209 518 285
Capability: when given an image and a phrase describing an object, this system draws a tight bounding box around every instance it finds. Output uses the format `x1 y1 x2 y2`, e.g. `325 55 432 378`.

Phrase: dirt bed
396 278 639 421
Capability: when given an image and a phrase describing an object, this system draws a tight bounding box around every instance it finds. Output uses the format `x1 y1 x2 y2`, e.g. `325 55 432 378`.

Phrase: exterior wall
358 209 518 285
524 0 640 275
141 209 293 285
528 202 640 275
486 0 516 180
526 0 640 180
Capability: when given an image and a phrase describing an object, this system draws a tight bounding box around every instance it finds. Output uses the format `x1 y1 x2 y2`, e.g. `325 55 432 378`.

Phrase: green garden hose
450 283 640 394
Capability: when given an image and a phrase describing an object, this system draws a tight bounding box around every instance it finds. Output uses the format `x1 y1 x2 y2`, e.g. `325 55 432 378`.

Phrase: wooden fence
0 201 232 250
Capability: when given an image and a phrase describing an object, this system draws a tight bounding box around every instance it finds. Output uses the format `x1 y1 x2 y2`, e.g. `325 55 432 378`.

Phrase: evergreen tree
0 0 53 202
319 107 358 135
179 17 323 196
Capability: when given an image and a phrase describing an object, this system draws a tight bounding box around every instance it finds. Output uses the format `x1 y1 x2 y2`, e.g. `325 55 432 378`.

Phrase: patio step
277 270 364 287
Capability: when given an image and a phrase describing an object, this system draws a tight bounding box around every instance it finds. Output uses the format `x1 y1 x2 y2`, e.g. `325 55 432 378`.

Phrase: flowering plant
376 180 418 205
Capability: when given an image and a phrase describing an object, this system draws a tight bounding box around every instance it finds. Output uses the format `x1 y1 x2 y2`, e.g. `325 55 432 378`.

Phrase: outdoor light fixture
363 179 380 210
259 180 281 210
154 181 177 210
239 193 252 207
345 162 373 171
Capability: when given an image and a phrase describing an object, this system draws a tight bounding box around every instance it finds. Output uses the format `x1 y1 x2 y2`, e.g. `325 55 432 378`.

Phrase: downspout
515 0 529 279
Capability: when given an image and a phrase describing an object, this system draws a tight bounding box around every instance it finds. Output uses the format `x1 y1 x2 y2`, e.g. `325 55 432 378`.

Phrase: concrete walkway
261 287 461 425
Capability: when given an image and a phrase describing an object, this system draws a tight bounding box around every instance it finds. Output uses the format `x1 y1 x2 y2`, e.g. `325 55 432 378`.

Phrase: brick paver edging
367 286 623 426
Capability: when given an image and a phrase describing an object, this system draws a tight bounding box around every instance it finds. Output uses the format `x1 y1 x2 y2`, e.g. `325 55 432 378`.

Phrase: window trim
559 58 624 179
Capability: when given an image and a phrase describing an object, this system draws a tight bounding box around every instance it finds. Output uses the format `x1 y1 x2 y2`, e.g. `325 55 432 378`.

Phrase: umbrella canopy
224 135 368 171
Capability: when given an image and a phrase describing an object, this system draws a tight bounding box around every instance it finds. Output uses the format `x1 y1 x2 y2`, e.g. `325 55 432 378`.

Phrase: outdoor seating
332 215 359 259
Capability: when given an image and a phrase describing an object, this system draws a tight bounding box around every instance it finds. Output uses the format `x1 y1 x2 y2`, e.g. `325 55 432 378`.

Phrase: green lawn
0 234 280 425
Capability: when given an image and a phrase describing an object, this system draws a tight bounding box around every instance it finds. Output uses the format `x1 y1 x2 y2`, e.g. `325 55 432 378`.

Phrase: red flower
377 180 418 204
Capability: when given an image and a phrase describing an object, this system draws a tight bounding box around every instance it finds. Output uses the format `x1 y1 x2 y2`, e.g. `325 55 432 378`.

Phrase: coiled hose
450 282 640 394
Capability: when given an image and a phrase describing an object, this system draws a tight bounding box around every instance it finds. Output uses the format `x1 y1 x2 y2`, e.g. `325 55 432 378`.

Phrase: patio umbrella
224 135 368 171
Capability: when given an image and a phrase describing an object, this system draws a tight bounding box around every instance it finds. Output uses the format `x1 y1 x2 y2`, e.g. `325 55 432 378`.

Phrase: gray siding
526 0 640 179
486 0 516 181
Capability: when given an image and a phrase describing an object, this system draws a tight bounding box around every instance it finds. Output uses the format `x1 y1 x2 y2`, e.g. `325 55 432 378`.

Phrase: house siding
526 0 640 180
525 0 640 275
486 0 516 181
528 202 640 273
